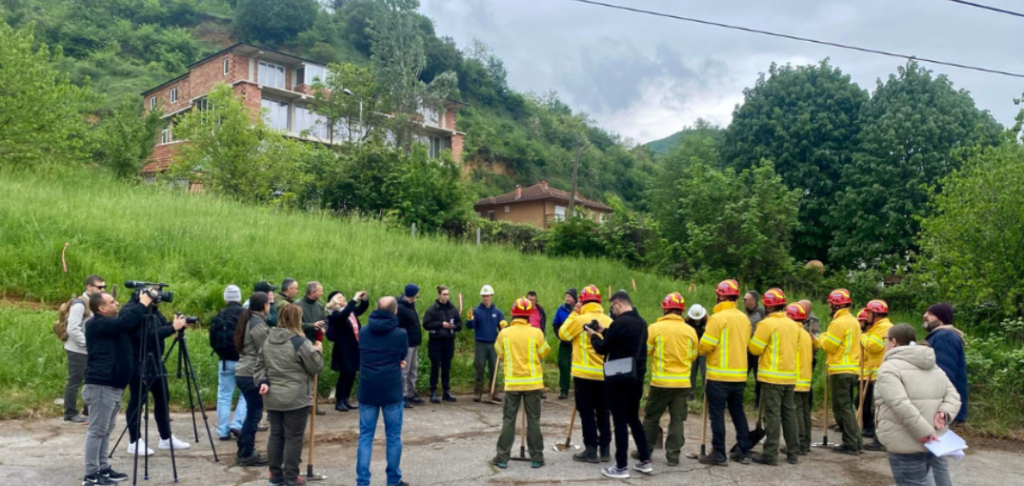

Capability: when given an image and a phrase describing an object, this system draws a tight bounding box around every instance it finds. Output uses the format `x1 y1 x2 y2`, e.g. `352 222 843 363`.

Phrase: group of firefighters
488 279 893 472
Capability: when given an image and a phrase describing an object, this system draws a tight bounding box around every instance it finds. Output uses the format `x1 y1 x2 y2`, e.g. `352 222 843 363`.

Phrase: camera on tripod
125 280 174 304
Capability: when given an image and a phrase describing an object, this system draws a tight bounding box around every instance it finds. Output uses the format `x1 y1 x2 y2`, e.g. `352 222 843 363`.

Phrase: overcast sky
421 0 1024 144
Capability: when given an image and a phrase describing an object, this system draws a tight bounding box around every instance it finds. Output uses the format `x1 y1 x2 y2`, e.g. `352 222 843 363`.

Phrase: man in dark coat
396 284 423 408
924 303 968 424
296 281 327 415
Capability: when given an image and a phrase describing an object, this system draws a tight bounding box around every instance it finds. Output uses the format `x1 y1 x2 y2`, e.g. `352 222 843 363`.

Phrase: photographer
81 290 149 486
586 291 651 479
123 288 190 456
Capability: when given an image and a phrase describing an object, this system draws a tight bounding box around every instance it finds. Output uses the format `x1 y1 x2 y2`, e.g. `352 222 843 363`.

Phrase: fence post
476 227 481 247
411 223 417 239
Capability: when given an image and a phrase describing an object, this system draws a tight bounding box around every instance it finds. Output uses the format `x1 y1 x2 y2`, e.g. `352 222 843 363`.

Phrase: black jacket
422 299 462 343
326 299 369 373
358 310 409 407
124 299 175 378
85 303 146 389
396 297 422 347
591 309 648 383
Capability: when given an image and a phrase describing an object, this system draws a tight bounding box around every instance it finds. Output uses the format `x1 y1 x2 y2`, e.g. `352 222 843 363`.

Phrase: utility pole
568 133 582 216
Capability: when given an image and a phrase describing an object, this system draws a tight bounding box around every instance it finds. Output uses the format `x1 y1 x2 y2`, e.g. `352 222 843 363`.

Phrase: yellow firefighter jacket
646 314 699 389
699 301 751 383
748 311 800 385
796 326 813 392
861 317 893 381
558 302 614 380
818 308 862 376
495 318 551 391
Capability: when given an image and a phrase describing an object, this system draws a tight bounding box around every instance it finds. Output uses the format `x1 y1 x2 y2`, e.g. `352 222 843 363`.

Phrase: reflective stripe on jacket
748 311 799 385
861 318 893 381
496 318 551 391
558 302 614 380
699 301 750 382
818 308 862 376
646 314 698 388
796 326 813 392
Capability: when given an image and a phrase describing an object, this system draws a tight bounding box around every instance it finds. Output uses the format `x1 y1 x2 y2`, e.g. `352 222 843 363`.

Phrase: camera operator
81 290 150 486
123 287 190 456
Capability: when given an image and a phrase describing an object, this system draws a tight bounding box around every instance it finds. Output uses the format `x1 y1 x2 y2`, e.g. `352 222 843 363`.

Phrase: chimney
540 179 548 191
515 185 522 200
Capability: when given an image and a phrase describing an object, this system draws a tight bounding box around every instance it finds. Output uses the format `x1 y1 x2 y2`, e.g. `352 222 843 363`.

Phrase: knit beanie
223 285 242 303
565 288 578 304
404 283 420 298
927 303 954 325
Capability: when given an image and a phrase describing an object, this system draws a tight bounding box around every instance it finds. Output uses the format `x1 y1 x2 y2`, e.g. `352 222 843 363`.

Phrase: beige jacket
874 345 961 454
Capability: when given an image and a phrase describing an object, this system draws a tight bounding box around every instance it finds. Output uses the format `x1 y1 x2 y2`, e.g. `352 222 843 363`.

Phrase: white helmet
480 284 495 296
687 304 707 321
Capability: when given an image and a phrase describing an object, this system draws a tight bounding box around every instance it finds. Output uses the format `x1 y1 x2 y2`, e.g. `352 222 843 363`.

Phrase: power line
943 0 1024 19
563 0 1024 79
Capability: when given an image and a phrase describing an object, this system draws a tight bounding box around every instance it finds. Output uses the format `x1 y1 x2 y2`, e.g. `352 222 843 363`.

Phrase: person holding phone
297 281 327 415
422 285 462 403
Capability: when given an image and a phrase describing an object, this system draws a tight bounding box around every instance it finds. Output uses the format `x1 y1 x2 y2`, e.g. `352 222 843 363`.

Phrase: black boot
343 400 356 410
430 391 441 404
443 390 457 402
334 401 349 412
599 445 611 463
573 446 599 463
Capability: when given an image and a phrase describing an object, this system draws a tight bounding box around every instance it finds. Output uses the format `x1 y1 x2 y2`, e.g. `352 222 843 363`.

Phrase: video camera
125 280 174 304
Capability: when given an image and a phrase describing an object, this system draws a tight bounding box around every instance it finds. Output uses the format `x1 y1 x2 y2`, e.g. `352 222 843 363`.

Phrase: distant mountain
645 131 685 155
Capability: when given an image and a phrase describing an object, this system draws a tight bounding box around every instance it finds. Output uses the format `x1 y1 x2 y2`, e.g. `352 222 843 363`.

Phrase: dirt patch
0 294 57 311
314 430 359 446
961 433 1024 454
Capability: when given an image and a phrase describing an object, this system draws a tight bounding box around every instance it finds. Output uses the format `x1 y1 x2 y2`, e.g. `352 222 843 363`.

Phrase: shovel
728 396 764 455
488 359 502 405
813 369 830 448
511 406 531 461
553 405 579 452
305 375 327 481
687 394 709 460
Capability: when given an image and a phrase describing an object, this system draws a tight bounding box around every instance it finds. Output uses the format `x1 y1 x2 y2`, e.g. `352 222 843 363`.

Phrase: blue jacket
552 304 574 348
466 303 504 343
926 327 968 422
358 310 409 407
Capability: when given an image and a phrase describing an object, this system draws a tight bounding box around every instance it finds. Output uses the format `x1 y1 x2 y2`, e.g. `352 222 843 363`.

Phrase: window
294 105 330 139
554 205 567 222
261 98 290 131
223 58 229 76
487 210 495 221
427 136 443 158
504 205 510 214
169 87 178 103
149 96 156 110
598 212 605 223
419 106 441 127
258 61 286 89
194 96 215 125
160 124 173 144
298 64 329 85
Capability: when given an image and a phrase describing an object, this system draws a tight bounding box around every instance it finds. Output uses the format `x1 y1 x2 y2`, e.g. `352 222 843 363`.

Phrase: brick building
473 180 613 229
141 42 466 175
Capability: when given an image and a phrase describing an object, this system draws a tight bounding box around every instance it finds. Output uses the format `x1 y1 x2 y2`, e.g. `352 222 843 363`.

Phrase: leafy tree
598 196 659 267
91 95 162 178
367 0 457 151
0 20 96 168
309 62 383 144
234 0 319 46
721 60 868 263
546 215 607 259
648 120 722 247
170 84 311 202
829 62 1002 269
919 132 1024 317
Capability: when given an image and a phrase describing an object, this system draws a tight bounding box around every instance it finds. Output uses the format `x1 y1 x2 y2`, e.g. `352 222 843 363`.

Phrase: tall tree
91 95 163 179
721 60 868 263
367 0 457 151
234 0 319 46
829 62 1002 269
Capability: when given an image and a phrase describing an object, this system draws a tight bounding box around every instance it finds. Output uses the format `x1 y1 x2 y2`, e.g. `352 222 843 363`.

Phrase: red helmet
579 284 602 304
827 288 852 306
785 302 808 321
511 297 534 318
856 308 869 322
865 299 889 315
661 292 686 311
763 288 787 307
715 279 740 297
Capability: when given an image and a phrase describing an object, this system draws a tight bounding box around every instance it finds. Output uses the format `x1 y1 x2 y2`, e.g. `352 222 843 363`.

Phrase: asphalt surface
3 394 1023 485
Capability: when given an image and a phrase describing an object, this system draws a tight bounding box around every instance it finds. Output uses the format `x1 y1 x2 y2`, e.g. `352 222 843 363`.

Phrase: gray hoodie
257 328 323 412
874 345 961 454
235 313 269 378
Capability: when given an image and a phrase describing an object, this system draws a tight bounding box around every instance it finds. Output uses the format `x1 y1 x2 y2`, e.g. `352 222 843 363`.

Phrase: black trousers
606 380 648 468
748 353 761 406
574 377 611 449
862 380 876 433
428 340 455 392
126 374 172 443
236 376 263 459
706 380 752 456
267 407 310 481
335 371 357 402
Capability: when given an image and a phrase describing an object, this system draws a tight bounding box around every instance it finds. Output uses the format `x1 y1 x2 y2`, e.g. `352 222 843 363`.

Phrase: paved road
3 395 1022 485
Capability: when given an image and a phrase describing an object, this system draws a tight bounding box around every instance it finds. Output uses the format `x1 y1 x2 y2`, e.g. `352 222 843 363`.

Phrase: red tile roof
474 181 612 212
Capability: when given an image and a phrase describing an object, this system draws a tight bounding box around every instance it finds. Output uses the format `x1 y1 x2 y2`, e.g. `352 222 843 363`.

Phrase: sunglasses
91 284 107 290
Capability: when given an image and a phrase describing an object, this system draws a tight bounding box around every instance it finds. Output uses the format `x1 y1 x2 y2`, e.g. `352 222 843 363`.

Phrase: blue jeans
216 360 248 438
357 402 403 486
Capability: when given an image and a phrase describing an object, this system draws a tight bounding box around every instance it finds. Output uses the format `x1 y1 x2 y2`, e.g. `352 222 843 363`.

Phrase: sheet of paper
924 429 968 457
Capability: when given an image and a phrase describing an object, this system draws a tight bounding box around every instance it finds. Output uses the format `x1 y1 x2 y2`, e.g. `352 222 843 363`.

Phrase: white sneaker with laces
127 440 154 456
159 435 191 450
601 465 630 479
633 460 653 474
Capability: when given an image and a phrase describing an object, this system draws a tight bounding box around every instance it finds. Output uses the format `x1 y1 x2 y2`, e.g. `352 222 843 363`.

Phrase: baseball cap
254 281 278 293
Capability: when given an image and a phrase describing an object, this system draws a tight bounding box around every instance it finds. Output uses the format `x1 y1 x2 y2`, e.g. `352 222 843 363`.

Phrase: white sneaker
602 465 630 479
158 435 191 450
127 440 154 456
633 460 653 474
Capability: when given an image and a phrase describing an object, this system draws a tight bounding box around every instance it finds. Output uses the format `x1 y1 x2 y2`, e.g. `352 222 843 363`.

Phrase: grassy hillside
644 130 685 155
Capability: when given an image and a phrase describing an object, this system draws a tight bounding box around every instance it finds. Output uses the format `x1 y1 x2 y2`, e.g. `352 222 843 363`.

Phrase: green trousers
557 345 572 395
474 341 498 395
761 383 799 462
494 390 544 464
641 387 688 463
830 374 863 451
795 391 812 454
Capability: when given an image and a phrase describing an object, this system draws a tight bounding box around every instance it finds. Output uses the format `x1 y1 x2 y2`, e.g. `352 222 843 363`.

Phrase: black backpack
209 304 242 361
